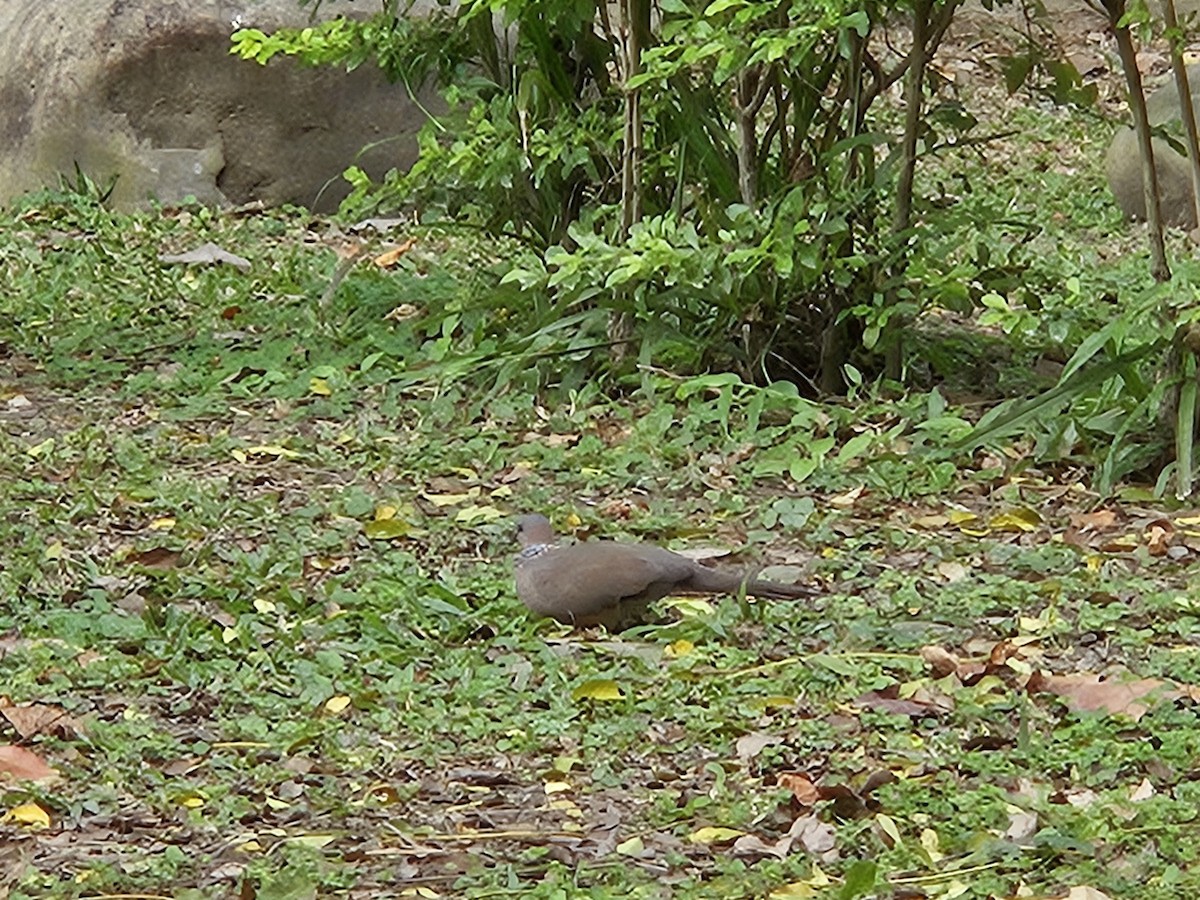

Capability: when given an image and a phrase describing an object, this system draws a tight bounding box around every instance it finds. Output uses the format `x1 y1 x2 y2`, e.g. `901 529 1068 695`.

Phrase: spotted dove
513 514 819 628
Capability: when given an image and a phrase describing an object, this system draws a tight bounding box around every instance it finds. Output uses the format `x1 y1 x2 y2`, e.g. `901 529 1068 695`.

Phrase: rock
1106 66 1200 228
0 1 440 212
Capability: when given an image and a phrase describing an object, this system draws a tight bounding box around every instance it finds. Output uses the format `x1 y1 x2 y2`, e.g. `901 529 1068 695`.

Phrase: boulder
1106 66 1200 228
0 1 439 211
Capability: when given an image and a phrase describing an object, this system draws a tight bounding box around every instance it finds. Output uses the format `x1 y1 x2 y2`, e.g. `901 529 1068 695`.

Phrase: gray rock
0 1 440 211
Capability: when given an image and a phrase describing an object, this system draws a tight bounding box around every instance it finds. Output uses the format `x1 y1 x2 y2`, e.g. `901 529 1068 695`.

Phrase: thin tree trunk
1162 0 1199 495
609 0 649 364
734 66 771 206
1105 0 1170 281
881 0 932 382
1162 0 1200 227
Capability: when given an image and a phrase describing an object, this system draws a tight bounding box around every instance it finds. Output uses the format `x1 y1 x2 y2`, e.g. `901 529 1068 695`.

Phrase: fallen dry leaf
854 685 946 718
1072 509 1119 531
0 745 58 783
920 645 961 679
372 237 417 268
0 703 83 740
1027 671 1198 721
1145 518 1174 556
1004 806 1038 843
776 772 820 806
125 547 182 569
736 731 783 762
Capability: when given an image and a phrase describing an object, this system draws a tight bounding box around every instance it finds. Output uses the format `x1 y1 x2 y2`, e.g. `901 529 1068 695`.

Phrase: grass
2 76 1200 900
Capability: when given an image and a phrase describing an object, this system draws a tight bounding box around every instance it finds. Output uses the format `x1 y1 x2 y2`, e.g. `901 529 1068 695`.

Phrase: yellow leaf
237 840 264 853
26 438 54 457
402 887 440 899
1019 615 1047 633
375 505 398 520
548 798 583 817
265 797 290 811
749 696 796 711
947 509 978 525
222 626 238 644
287 834 336 849
571 679 624 701
875 813 902 846
178 794 205 809
543 780 572 794
253 598 276 615
363 519 411 540
990 508 1041 532
668 597 716 617
552 755 580 773
565 512 583 527
455 504 505 524
231 449 247 463
616 836 645 856
43 542 64 562
829 486 864 508
911 514 949 529
807 866 832 887
936 561 969 583
4 802 50 828
309 377 332 396
665 639 695 658
150 517 176 531
324 695 352 715
920 827 943 863
688 826 745 844
423 491 478 507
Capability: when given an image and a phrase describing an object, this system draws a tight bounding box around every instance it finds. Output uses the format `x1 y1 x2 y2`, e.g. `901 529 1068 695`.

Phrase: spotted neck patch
516 543 553 564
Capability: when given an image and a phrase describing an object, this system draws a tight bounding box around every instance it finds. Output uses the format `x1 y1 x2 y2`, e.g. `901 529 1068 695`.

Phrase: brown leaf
736 731 782 762
0 704 83 740
920 645 961 679
126 547 181 570
1145 518 1174 556
731 832 791 859
776 772 820 806
988 640 1021 669
789 813 836 856
816 782 874 818
1027 671 1195 721
0 745 59 783
1070 509 1118 531
860 770 897 795
853 685 942 718
372 238 416 268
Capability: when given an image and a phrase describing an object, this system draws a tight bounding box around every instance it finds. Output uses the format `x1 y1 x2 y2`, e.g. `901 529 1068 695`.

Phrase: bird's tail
744 577 821 600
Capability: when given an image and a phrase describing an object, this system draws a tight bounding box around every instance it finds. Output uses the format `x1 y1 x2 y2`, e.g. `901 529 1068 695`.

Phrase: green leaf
810 654 859 676
838 860 878 899
836 431 874 464
956 344 1161 451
